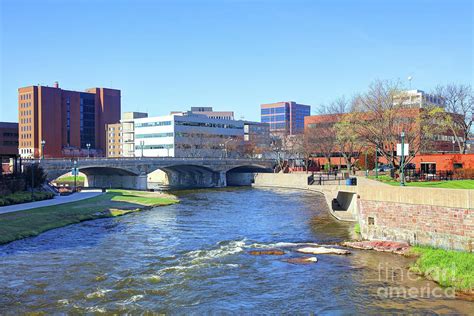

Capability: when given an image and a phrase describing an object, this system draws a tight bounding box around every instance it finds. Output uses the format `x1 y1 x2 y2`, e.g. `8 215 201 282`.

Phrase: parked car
375 164 394 172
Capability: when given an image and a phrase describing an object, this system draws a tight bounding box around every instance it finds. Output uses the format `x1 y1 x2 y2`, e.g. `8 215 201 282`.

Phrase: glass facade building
260 101 310 135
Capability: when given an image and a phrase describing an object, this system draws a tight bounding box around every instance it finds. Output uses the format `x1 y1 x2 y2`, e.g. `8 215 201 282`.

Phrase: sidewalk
0 190 104 215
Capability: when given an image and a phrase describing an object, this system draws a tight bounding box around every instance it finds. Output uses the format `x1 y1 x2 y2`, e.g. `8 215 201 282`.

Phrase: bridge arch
147 164 224 189
225 164 272 186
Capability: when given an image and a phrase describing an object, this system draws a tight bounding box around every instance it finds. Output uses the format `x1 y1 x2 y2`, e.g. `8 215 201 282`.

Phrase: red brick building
0 122 19 173
305 107 460 163
18 82 120 158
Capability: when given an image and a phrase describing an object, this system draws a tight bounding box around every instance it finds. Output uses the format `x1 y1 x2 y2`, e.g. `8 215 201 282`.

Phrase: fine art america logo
377 263 456 299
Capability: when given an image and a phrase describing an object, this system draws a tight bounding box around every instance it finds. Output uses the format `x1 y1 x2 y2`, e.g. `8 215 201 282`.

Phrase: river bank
0 189 178 245
0 187 471 314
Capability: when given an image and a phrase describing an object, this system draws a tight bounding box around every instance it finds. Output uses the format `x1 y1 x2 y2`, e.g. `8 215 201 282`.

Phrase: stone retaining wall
359 199 473 251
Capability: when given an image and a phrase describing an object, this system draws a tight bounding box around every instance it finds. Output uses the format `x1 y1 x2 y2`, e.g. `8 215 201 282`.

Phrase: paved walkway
0 191 104 215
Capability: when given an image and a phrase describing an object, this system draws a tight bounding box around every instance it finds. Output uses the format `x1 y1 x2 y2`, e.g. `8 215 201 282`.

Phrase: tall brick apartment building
18 82 120 158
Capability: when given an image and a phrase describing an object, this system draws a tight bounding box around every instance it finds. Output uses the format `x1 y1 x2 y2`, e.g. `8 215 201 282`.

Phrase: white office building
394 90 445 108
133 112 244 158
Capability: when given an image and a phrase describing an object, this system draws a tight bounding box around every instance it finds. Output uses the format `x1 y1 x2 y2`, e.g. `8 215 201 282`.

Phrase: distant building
121 112 148 157
260 101 311 135
0 122 19 172
243 121 271 151
394 90 445 108
106 123 122 157
190 106 234 120
18 82 120 158
134 112 244 158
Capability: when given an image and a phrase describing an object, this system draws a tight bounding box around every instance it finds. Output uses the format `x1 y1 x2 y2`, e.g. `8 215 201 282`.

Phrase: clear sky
1 0 472 122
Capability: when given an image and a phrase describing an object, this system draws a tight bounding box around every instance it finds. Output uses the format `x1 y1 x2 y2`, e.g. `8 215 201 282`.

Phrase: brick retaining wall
359 199 474 252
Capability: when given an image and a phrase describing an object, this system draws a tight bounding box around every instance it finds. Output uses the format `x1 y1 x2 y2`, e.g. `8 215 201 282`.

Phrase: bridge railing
23 157 275 163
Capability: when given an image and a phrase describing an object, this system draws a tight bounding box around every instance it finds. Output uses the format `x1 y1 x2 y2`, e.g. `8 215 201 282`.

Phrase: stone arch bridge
26 158 274 190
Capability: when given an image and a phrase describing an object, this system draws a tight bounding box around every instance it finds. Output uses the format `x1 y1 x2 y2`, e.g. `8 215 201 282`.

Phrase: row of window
135 144 174 150
20 110 32 116
3 132 18 137
20 148 33 154
136 121 172 128
3 140 18 146
261 107 286 115
20 102 32 108
20 94 32 101
20 133 32 139
20 118 32 124
269 123 287 130
20 141 32 147
261 115 287 123
136 132 174 138
175 121 243 129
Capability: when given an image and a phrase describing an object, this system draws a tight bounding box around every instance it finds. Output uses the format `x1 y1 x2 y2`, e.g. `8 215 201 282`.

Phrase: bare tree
316 96 351 114
349 80 439 168
334 115 365 172
434 83 473 154
306 124 337 170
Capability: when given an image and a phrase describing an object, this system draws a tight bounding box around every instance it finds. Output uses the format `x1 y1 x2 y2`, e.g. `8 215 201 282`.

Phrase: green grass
0 189 178 245
354 223 361 234
0 191 54 206
56 175 86 182
410 246 474 291
368 176 474 189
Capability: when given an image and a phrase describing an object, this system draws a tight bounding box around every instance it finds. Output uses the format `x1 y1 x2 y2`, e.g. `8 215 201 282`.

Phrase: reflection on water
0 187 471 314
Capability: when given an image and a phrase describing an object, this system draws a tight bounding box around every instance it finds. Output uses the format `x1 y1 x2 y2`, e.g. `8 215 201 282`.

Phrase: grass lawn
57 175 86 182
368 176 474 189
0 189 178 245
410 246 474 291
0 191 54 206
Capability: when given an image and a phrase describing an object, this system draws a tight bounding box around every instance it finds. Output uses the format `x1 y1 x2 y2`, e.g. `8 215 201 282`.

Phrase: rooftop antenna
408 76 413 90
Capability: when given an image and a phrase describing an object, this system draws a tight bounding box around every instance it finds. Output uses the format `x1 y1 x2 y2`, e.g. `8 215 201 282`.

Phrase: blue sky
1 0 472 122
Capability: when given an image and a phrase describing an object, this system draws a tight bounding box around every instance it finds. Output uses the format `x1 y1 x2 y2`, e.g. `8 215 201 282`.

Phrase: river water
0 187 472 314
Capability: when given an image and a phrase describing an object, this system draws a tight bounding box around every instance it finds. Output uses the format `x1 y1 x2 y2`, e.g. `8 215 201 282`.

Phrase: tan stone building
106 123 122 157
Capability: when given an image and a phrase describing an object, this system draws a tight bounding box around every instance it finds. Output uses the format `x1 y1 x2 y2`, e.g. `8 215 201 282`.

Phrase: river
0 187 471 314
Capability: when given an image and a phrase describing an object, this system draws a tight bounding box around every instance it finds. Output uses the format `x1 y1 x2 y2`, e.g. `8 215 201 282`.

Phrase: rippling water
0 187 471 314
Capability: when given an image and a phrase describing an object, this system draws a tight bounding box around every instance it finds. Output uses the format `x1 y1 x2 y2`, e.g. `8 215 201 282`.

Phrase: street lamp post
86 143 91 158
140 141 145 158
452 139 455 152
400 131 406 187
41 140 46 160
73 160 78 193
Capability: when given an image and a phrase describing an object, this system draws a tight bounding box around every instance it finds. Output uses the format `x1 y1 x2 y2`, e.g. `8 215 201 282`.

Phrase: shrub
453 168 474 180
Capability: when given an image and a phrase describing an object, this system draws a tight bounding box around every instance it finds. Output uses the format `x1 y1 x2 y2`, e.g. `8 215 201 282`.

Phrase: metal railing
308 171 348 185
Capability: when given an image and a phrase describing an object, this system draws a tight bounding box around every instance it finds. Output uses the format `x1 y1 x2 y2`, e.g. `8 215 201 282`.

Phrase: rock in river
296 247 350 255
248 249 285 256
284 257 318 265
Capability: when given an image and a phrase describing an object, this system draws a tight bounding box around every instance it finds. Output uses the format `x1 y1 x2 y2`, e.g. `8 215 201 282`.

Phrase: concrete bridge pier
215 171 227 187
84 174 147 190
